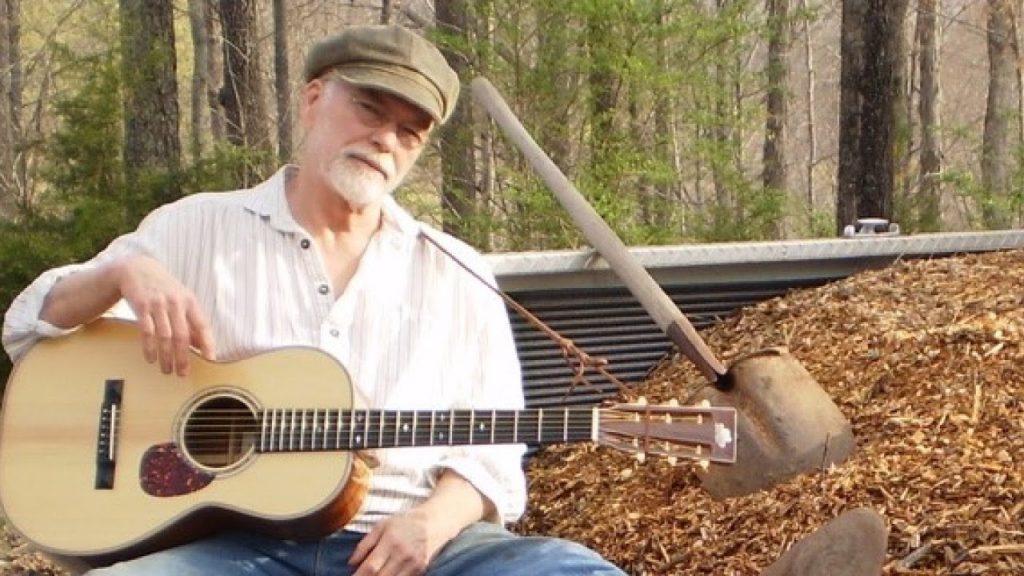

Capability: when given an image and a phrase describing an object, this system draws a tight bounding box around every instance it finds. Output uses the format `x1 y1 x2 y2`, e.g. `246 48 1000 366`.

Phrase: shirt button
317 284 330 295
300 238 311 249
329 328 340 337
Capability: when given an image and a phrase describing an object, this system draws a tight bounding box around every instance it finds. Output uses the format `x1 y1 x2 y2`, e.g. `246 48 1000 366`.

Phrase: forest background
1 0 1023 387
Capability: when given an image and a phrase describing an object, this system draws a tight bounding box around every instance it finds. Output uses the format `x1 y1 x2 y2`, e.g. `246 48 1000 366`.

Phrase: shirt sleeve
424 242 529 524
2 209 169 364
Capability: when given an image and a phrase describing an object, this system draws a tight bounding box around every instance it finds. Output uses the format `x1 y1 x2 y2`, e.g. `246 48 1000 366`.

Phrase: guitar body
0 319 367 567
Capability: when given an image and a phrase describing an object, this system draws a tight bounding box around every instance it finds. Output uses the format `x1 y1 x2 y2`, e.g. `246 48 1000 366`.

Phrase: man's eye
401 126 425 144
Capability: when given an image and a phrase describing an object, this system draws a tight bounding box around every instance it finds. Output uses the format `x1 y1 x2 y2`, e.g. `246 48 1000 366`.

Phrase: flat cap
303 25 460 124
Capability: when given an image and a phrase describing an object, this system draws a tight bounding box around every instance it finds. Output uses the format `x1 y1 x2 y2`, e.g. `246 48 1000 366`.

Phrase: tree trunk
799 0 817 227
381 0 397 24
205 0 224 142
837 0 907 232
120 0 181 213
436 0 480 246
763 0 790 200
857 0 908 222
837 0 867 232
981 0 1015 229
587 7 617 165
272 0 291 162
188 0 210 161
0 0 20 217
917 0 942 231
219 0 270 184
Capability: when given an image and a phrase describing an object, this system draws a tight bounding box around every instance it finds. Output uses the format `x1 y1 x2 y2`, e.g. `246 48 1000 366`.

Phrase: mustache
343 148 395 179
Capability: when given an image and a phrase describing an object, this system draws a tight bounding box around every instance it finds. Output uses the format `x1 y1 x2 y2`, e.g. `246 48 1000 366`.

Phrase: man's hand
40 254 215 376
348 508 448 576
348 471 494 576
115 255 215 376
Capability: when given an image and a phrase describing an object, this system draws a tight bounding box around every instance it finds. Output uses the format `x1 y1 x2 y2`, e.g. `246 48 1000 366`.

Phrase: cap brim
335 65 446 123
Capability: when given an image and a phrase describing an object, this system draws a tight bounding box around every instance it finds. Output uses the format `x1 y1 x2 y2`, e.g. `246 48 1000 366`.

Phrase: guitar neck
252 408 597 453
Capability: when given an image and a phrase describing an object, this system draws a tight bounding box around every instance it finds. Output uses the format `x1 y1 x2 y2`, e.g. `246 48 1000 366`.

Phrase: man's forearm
40 262 123 329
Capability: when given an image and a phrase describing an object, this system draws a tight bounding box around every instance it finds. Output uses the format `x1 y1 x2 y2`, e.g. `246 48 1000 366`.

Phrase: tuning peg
635 452 647 464
697 399 711 408
636 396 648 405
667 456 678 466
666 398 680 407
697 458 710 472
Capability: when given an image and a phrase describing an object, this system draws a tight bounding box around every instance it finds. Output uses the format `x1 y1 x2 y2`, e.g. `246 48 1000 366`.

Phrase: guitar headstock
597 399 737 466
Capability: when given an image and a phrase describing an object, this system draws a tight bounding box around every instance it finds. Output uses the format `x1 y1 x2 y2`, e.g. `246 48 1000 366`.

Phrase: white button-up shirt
2 167 528 530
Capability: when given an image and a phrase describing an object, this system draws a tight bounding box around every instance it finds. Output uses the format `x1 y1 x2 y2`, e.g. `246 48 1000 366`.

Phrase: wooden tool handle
471 77 727 384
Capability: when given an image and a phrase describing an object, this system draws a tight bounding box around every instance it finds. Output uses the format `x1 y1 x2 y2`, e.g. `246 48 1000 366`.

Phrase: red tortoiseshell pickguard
140 443 214 497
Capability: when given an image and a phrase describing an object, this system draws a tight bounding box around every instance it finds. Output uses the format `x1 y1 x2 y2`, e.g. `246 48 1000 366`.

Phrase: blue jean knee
428 523 626 576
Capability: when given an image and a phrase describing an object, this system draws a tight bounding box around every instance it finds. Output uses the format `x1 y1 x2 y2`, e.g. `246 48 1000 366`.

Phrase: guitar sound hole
182 394 259 472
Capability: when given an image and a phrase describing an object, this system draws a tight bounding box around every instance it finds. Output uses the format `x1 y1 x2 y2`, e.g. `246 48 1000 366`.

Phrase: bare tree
219 0 270 184
120 0 181 211
381 0 397 24
837 0 909 231
763 0 790 203
188 0 211 160
917 0 942 230
799 0 817 226
273 0 291 162
436 1 480 245
981 0 1015 229
0 0 22 217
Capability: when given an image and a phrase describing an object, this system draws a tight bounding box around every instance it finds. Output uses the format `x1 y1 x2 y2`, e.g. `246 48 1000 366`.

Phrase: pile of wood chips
1 250 1021 576
514 249 1023 575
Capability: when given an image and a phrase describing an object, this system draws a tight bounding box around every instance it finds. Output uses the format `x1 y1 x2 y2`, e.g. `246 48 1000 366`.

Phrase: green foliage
0 39 259 389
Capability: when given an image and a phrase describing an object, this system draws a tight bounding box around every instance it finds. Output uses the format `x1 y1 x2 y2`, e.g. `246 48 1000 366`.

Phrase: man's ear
298 78 327 129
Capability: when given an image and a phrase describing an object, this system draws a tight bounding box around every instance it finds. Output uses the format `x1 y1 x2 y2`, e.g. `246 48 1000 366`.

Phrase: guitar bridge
95 379 123 489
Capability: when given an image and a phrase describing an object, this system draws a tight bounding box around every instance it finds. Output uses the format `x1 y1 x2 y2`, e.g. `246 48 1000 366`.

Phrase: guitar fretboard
255 408 598 452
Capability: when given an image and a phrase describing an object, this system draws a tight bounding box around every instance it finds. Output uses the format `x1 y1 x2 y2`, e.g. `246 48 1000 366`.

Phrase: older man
3 25 625 576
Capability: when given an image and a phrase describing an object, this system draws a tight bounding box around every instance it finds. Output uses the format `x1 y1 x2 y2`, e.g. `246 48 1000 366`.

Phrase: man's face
300 76 434 208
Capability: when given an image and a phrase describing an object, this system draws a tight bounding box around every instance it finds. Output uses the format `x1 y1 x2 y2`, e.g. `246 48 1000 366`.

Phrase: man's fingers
187 305 216 361
153 311 176 375
170 303 193 377
350 530 380 567
137 313 158 364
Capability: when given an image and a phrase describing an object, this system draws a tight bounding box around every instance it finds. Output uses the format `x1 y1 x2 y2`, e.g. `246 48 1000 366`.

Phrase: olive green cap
303 25 460 124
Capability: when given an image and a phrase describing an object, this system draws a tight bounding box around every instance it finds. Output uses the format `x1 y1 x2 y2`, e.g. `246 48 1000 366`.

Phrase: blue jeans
84 523 626 576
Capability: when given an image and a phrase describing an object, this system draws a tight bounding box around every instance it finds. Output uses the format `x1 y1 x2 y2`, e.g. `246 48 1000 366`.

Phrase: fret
430 411 437 445
469 411 475 444
361 409 369 448
311 410 319 450
289 409 298 451
537 409 543 444
411 412 418 447
490 411 496 444
394 411 401 447
299 409 308 451
377 410 385 449
562 409 568 442
271 410 280 451
448 409 455 445
334 409 341 450
260 411 269 452
348 410 358 449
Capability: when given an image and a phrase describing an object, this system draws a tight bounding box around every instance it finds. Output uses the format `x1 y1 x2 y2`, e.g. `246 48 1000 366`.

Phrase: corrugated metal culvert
486 230 1024 408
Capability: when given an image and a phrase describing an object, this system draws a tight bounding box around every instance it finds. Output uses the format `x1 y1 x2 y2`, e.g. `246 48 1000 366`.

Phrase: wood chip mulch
514 249 1023 576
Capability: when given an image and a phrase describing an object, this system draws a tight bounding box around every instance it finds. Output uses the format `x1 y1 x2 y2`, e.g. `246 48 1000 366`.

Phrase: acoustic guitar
0 319 736 567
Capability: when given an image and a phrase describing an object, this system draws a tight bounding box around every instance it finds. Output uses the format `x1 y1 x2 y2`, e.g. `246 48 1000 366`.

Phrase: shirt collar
240 165 422 240
241 165 304 234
